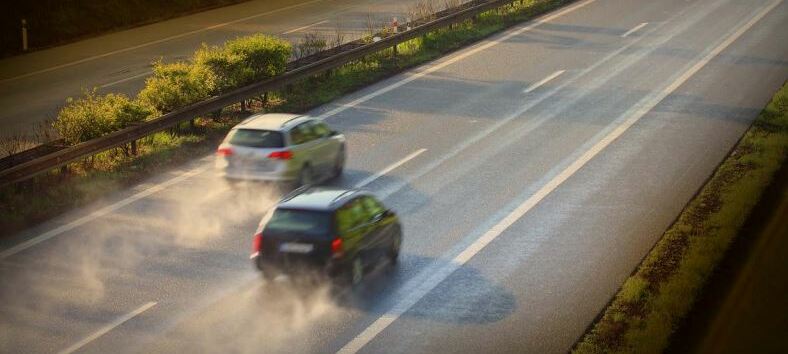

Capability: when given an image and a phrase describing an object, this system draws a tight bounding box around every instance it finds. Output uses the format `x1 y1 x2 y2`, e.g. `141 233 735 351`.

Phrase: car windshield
264 209 332 237
228 129 284 148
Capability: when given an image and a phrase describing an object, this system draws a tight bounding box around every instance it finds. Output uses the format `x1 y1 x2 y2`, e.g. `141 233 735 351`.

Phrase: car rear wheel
388 236 401 265
298 164 314 187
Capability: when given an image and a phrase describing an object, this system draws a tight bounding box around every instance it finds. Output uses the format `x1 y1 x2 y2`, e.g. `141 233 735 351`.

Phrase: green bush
54 90 152 145
195 34 291 94
137 60 215 114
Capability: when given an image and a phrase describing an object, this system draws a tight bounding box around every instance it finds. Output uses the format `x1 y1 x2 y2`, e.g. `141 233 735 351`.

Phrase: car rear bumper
219 170 295 182
252 254 342 279
215 156 297 181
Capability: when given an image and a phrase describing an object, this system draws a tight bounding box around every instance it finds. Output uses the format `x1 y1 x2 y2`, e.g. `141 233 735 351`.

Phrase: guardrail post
21 19 28 52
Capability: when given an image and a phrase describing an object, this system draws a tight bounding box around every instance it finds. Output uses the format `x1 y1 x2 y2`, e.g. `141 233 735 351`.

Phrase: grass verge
0 0 570 237
574 82 788 353
2 0 254 58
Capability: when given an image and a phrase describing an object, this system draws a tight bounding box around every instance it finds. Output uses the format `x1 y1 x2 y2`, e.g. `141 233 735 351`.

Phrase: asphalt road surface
1 0 786 353
0 0 437 136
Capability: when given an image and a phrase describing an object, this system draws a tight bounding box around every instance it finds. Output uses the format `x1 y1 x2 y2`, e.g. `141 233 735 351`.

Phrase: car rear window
228 129 284 148
264 209 332 238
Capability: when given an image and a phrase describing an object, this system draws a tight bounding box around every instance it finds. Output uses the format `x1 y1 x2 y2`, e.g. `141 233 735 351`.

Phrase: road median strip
574 80 788 353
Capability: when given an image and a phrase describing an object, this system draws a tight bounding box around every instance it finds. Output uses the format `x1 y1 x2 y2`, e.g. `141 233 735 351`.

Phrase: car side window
290 123 317 145
360 196 385 220
336 198 366 234
310 121 332 139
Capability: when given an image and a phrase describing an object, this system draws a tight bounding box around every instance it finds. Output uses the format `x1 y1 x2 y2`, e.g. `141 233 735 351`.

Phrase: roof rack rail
280 184 311 202
281 115 305 127
238 115 259 126
329 189 357 206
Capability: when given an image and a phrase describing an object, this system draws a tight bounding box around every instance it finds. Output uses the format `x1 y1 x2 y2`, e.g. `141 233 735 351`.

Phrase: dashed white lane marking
58 301 157 354
314 0 599 120
0 0 329 83
99 70 152 88
621 22 648 37
282 20 330 34
336 0 781 351
523 70 565 93
354 149 427 188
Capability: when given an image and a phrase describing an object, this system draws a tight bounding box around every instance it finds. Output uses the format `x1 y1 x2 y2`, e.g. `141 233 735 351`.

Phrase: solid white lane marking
621 22 648 37
282 20 330 34
336 1 781 351
0 166 210 260
99 70 152 88
523 70 565 93
354 148 427 188
314 0 599 120
58 301 157 354
0 0 329 83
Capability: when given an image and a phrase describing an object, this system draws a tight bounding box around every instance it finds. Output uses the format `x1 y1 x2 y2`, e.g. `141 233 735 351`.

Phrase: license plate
279 242 314 253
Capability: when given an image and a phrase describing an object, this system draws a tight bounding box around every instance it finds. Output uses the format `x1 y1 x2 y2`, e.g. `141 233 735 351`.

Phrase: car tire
333 146 345 178
225 178 240 189
298 164 314 187
388 235 401 265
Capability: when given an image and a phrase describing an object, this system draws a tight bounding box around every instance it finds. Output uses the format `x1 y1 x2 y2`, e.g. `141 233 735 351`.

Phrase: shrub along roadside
573 82 788 353
54 90 153 145
54 34 291 146
0 0 570 237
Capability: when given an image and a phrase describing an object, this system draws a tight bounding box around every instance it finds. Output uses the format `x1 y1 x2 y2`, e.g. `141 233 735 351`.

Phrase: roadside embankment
668 149 788 353
574 81 788 353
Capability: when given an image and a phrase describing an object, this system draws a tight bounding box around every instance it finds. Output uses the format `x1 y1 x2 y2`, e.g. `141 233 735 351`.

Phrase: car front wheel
333 146 345 178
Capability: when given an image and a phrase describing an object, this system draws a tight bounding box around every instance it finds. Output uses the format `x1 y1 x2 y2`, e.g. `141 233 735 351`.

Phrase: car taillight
331 237 343 255
267 150 293 160
252 233 263 253
217 147 234 157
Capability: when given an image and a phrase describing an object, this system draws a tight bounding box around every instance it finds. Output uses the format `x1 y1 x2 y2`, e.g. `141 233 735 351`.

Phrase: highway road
0 0 436 137
1 0 786 353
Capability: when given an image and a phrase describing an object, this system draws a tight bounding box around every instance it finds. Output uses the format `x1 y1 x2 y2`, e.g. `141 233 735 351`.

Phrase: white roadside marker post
21 19 28 51
392 17 399 55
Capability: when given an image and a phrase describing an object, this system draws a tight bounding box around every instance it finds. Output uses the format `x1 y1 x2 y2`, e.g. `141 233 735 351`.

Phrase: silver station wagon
216 113 346 186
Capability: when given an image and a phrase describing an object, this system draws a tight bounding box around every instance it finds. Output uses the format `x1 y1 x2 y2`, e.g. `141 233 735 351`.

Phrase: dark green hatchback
251 187 402 285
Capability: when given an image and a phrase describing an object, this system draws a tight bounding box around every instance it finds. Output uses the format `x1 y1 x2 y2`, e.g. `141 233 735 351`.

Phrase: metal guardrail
0 0 521 186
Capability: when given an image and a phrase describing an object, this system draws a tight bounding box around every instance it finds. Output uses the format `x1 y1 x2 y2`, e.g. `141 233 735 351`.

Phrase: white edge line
336 1 781 352
523 69 566 93
0 166 209 260
99 70 152 88
621 22 648 38
0 0 329 83
354 148 427 188
314 0 599 120
58 301 157 354
282 20 330 35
